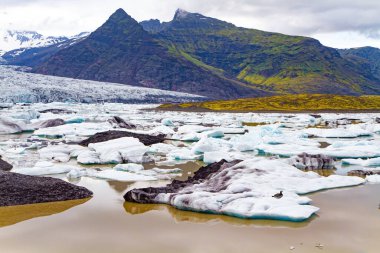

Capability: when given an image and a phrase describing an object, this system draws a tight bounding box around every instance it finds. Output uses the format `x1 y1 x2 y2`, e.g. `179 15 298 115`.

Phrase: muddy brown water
0 170 379 253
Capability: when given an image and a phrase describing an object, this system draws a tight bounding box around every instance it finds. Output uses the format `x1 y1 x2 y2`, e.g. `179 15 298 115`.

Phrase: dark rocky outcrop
0 171 92 207
348 170 380 177
79 130 165 146
107 116 136 129
0 157 13 171
124 159 241 204
289 153 334 170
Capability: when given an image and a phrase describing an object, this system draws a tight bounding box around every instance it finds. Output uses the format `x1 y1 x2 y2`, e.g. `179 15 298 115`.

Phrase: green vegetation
157 12 380 95
159 94 380 112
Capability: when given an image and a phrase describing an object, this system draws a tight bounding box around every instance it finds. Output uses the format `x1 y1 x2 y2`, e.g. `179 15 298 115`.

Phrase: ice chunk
120 146 151 164
0 117 29 134
67 168 96 179
114 163 144 173
126 158 365 221
33 122 111 138
303 127 372 138
342 157 380 167
148 143 176 154
77 150 101 165
191 137 231 155
38 144 88 163
366 175 380 183
151 167 182 174
13 161 76 176
88 137 146 164
168 148 202 161
93 170 157 182
161 118 174 126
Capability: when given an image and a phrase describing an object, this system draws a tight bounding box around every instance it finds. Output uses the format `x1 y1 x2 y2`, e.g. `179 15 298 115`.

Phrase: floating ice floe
33 122 111 138
366 175 380 183
125 159 365 221
38 144 88 163
342 157 380 167
87 137 149 164
71 163 182 181
125 158 365 221
303 126 372 138
0 117 31 134
257 142 380 158
168 148 202 161
161 118 174 126
13 161 77 176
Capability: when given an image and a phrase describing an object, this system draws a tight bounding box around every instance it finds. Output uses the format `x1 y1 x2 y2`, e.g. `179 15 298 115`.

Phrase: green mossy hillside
159 94 380 112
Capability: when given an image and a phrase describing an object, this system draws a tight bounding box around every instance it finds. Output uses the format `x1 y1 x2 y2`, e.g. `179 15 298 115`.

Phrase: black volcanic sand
0 171 93 207
0 157 13 171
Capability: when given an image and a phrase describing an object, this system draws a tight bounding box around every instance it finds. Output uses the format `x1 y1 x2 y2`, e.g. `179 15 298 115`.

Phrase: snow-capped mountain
0 30 90 56
0 30 66 53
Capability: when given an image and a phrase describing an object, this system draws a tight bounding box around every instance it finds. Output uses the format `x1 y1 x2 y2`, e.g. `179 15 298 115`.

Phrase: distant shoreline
154 106 380 114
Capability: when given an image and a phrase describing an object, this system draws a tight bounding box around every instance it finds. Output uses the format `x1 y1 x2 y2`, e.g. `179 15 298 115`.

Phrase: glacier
0 66 204 103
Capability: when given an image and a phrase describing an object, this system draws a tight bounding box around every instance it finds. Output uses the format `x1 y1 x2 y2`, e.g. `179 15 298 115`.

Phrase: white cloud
0 0 379 48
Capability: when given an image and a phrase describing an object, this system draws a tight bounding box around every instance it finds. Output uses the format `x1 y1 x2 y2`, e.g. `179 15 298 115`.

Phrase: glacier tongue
0 65 204 104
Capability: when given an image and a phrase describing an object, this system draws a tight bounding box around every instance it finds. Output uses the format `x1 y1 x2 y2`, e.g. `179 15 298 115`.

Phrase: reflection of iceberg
123 202 314 228
0 198 90 228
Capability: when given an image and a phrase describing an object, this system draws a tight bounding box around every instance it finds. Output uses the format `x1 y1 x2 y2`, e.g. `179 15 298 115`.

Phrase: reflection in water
108 180 133 193
123 202 314 228
0 198 91 228
302 168 337 177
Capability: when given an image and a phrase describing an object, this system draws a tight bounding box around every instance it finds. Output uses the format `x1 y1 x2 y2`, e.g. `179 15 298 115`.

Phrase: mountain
154 9 380 95
34 9 266 99
2 32 89 67
33 8 380 98
339 47 380 80
0 30 69 53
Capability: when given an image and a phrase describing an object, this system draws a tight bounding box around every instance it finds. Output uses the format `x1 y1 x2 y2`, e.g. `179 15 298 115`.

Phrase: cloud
0 0 380 48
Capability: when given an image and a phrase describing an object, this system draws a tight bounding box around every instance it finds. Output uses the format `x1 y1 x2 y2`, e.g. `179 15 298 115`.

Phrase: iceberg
342 157 380 167
125 159 364 221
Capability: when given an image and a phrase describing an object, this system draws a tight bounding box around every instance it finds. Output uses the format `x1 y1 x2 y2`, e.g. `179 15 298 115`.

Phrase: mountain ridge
8 8 380 99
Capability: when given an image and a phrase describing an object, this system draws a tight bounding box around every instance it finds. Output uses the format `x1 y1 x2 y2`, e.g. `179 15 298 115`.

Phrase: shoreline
152 106 380 114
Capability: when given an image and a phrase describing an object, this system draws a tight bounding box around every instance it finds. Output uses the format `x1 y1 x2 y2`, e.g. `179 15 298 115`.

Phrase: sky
1 0 380 49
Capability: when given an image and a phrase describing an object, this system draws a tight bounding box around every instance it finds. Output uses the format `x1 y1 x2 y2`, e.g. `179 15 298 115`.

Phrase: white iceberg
151 159 364 221
342 157 380 167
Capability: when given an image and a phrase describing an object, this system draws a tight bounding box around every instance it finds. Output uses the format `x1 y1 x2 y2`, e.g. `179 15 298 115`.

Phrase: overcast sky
1 0 380 49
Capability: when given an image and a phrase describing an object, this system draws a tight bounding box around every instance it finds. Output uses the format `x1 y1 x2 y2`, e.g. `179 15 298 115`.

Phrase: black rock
107 116 136 129
79 130 165 146
124 160 241 204
0 157 13 171
0 171 93 207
